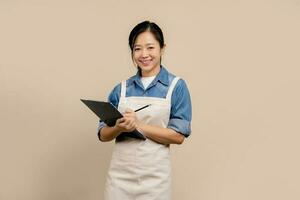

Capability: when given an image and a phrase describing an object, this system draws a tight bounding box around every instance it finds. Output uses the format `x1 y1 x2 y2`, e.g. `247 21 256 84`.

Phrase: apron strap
166 77 180 101
120 80 126 98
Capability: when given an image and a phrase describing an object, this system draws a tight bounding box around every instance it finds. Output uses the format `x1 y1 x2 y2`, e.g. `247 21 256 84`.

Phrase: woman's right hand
114 109 138 133
100 108 138 142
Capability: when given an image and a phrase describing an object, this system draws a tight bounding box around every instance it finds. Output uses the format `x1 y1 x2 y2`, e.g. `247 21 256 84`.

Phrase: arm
99 109 184 144
99 124 122 142
130 78 191 145
138 123 185 145
140 79 192 145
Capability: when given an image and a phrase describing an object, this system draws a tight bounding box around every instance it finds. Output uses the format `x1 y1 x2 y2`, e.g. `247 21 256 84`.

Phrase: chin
137 63 160 75
139 65 153 71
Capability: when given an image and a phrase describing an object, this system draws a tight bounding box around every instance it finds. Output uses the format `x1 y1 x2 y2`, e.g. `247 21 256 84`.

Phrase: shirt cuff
167 118 191 137
97 121 106 141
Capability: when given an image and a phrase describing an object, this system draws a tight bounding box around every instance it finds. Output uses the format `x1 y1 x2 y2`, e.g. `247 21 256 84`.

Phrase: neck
141 65 161 77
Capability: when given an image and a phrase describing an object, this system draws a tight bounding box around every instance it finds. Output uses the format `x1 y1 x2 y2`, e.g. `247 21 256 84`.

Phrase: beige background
1 0 300 199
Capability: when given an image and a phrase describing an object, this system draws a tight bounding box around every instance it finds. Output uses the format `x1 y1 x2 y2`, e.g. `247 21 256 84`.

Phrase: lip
139 59 152 65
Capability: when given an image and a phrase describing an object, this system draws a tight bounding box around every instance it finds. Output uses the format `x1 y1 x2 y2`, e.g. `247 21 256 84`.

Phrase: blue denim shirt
98 66 192 137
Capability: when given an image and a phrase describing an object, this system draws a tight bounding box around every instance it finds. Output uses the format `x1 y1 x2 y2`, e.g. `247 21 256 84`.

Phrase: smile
139 59 152 65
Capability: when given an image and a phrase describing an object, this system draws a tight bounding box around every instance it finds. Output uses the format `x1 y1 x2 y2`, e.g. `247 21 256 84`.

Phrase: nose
141 49 149 58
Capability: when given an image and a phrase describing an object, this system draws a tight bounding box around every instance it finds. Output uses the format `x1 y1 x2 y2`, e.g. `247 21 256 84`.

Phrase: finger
124 108 134 113
127 121 134 129
116 120 127 130
123 113 130 117
124 115 135 122
116 118 125 124
126 123 135 131
124 111 137 117
122 119 132 126
130 121 137 129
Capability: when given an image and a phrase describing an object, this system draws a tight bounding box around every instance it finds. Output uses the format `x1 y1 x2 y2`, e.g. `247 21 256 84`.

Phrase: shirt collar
128 65 170 87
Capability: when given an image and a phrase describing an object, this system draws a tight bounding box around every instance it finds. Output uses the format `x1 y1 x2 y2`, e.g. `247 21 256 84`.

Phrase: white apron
104 77 180 200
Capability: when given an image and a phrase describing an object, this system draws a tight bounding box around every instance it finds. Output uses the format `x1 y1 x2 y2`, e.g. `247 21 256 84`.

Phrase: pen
134 104 151 112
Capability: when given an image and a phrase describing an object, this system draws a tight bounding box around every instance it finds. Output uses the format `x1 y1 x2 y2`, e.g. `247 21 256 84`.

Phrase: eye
148 46 154 50
134 48 141 51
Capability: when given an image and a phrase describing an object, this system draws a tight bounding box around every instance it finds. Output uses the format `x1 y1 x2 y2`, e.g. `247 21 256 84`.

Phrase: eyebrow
134 43 155 47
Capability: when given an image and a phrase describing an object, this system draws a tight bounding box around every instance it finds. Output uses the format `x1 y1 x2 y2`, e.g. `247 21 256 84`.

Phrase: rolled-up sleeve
167 79 192 137
97 120 106 133
97 84 121 138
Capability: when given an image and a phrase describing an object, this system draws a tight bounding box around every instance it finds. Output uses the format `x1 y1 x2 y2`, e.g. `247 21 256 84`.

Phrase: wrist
113 125 123 135
137 123 147 137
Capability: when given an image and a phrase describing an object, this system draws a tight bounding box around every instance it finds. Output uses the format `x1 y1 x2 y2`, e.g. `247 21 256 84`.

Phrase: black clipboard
80 99 146 140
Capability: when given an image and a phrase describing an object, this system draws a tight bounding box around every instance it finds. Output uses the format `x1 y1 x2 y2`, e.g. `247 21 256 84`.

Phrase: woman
98 21 192 200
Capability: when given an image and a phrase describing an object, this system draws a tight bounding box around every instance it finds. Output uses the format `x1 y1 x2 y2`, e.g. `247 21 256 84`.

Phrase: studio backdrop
0 0 299 200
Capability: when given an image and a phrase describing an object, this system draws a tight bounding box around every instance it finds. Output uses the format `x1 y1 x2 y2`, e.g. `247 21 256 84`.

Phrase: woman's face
132 31 164 77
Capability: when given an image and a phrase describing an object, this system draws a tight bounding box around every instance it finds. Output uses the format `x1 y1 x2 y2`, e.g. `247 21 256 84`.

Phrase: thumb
124 108 133 113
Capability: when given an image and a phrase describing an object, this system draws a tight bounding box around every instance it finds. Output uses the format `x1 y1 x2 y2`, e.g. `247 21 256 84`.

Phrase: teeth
141 60 151 63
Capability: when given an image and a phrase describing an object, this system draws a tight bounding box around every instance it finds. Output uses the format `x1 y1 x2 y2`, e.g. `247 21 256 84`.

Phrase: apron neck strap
120 80 126 98
166 77 180 100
